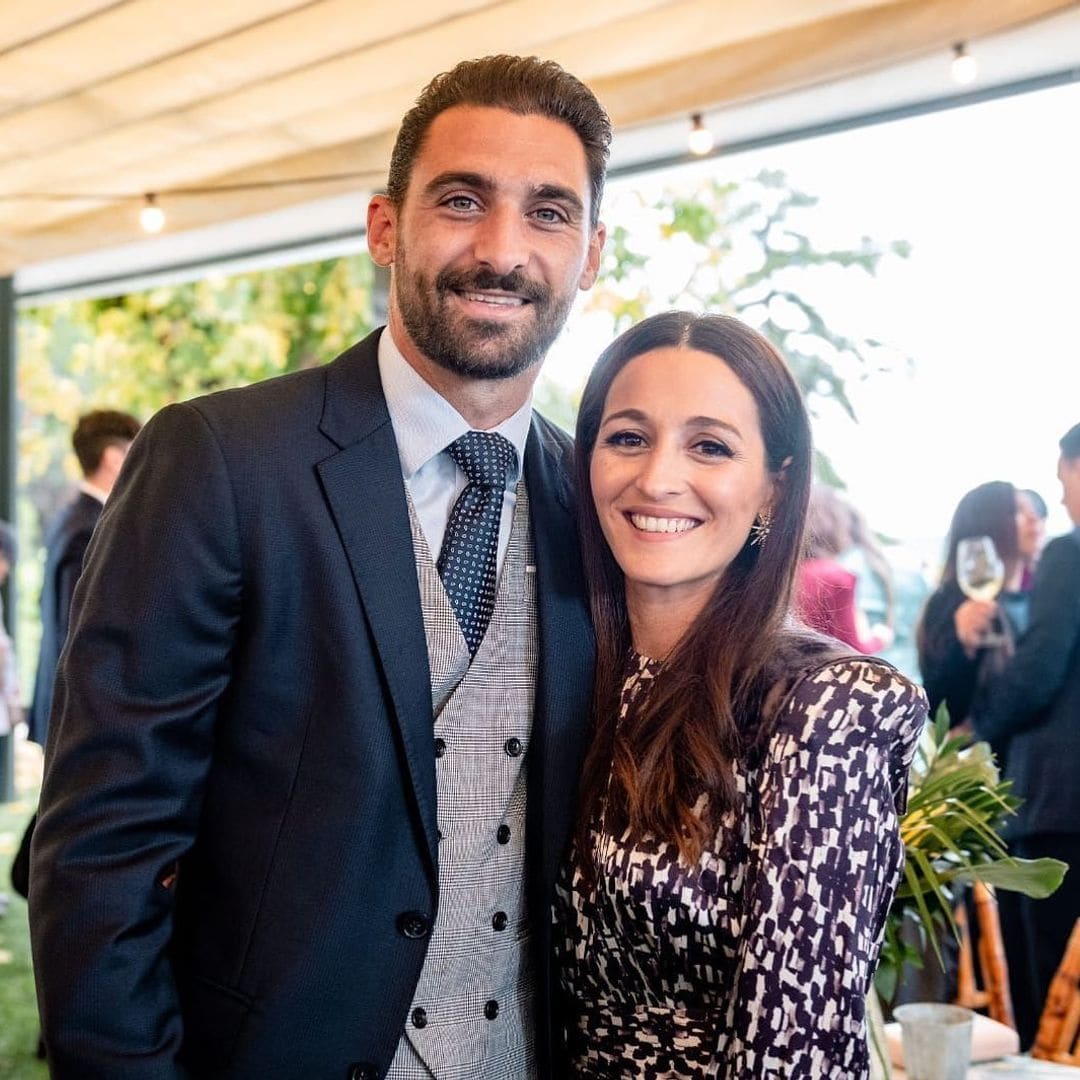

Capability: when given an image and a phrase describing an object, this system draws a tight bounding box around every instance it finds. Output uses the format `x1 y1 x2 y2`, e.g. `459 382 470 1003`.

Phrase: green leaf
952 858 1068 899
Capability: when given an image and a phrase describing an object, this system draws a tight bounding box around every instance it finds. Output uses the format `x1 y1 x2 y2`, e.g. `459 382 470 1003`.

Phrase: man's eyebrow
422 171 493 198
534 183 585 217
421 174 585 217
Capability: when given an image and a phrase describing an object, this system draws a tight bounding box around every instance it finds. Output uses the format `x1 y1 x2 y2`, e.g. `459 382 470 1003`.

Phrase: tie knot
446 431 516 488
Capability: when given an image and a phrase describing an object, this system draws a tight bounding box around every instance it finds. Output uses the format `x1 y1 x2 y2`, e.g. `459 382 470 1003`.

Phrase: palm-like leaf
876 706 1067 1000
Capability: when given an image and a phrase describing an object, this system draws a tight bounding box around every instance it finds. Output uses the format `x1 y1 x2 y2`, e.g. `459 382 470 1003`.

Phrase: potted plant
868 709 1068 1079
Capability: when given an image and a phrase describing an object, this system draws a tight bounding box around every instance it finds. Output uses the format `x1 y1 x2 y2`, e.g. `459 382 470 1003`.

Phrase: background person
554 311 926 1077
1017 487 1048 590
972 424 1080 1049
796 483 894 653
27 409 141 748
916 481 1039 737
839 496 897 643
30 55 608 1080
901 480 1039 1015
0 520 20 745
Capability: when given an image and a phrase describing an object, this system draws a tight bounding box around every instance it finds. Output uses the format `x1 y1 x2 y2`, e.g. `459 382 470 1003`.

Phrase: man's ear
367 195 397 267
578 222 606 291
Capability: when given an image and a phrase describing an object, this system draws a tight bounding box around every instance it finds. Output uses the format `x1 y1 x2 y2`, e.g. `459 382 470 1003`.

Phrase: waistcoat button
434 737 446 758
503 737 522 757
484 999 499 1020
496 824 511 845
412 1006 427 1029
492 911 508 931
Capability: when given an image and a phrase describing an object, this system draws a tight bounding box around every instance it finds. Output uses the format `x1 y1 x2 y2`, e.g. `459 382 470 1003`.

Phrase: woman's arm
717 660 926 1077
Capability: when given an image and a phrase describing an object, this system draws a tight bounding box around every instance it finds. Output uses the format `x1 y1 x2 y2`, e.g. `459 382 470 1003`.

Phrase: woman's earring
749 510 772 547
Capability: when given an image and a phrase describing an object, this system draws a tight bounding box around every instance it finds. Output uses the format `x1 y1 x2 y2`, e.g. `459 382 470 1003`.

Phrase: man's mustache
435 267 550 306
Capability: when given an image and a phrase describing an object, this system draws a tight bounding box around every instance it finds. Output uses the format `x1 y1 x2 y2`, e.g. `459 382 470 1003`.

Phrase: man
27 409 141 747
30 56 607 1080
974 420 1080 1046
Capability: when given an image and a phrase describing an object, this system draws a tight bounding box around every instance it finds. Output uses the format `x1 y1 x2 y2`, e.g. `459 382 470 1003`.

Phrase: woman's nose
633 446 685 498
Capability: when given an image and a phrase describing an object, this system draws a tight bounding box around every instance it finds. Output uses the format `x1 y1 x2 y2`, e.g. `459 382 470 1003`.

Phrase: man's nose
472 206 529 276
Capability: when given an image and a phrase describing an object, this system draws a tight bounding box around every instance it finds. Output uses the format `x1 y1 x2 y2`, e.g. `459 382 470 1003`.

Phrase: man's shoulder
1037 530 1080 581
188 332 380 423
46 492 101 549
137 332 382 458
528 411 573 466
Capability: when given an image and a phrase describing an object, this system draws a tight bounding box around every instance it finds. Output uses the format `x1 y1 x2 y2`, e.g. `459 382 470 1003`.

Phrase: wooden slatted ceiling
0 0 1074 274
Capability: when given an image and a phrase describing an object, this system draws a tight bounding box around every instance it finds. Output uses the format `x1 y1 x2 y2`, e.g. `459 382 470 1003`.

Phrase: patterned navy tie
437 431 517 657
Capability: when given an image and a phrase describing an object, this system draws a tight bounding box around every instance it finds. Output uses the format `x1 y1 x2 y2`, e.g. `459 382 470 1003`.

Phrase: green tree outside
14 254 376 690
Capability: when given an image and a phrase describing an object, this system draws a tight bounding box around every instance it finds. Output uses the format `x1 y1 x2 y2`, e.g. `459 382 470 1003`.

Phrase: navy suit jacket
974 527 1080 839
27 490 103 746
30 330 594 1079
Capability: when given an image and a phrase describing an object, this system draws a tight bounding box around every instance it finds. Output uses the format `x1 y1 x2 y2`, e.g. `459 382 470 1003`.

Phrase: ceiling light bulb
139 194 165 234
687 113 715 156
951 42 978 86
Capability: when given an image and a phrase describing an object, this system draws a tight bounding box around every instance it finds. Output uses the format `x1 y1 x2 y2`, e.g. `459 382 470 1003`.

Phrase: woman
916 481 1041 732
796 484 894 653
554 312 926 1077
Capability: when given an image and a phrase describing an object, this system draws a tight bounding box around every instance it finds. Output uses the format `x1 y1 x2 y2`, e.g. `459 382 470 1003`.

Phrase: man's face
368 105 604 384
1058 453 1080 526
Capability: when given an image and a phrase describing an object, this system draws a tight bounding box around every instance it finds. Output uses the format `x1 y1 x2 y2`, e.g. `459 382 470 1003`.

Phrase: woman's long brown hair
573 312 814 868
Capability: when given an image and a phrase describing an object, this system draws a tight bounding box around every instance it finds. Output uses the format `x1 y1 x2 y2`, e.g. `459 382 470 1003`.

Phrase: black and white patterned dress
553 653 926 1078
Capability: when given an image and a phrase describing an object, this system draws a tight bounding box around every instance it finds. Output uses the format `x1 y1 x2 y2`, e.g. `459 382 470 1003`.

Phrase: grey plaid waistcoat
389 483 538 1080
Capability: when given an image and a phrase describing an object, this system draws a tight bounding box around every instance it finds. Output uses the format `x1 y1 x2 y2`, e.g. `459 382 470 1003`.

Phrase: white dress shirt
377 329 533 571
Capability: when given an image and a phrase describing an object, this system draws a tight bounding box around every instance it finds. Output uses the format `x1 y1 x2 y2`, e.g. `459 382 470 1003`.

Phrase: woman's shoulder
768 642 927 759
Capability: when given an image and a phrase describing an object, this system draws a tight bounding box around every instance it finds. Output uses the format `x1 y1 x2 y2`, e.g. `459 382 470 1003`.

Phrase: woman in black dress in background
553 312 926 1077
917 480 1042 733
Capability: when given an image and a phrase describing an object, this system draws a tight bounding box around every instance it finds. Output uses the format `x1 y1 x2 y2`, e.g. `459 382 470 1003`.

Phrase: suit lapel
523 417 594 905
315 332 438 878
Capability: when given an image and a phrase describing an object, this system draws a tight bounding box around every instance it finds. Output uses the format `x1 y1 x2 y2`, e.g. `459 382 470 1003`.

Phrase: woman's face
1015 491 1044 562
590 346 775 616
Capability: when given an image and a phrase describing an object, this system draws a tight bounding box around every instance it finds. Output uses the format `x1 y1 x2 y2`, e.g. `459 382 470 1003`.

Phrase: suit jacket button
492 911 508 931
347 1065 381 1080
397 911 431 938
496 824 511 845
503 737 522 757
484 999 499 1020
412 1006 428 1029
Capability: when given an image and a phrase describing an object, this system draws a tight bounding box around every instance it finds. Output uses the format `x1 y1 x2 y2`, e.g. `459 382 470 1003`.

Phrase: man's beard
394 260 576 381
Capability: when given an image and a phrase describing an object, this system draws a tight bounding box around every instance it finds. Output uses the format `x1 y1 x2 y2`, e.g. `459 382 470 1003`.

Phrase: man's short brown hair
73 410 141 476
387 54 611 228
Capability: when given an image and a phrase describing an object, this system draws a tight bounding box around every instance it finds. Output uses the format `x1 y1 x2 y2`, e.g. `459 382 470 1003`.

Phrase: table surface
894 1057 1080 1078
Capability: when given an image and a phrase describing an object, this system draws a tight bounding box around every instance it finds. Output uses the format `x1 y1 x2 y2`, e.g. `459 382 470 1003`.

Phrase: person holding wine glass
901 481 1041 1014
916 481 1041 735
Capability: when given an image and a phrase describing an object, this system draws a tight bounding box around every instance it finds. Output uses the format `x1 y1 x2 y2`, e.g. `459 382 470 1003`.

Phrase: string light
138 193 165 234
951 42 978 86
0 169 383 236
687 113 715 156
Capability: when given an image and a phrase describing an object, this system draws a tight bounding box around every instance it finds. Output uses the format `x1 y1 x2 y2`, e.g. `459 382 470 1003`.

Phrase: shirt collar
377 327 532 482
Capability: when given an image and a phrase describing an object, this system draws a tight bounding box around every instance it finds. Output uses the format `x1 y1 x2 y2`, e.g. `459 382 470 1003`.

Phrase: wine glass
956 536 1005 646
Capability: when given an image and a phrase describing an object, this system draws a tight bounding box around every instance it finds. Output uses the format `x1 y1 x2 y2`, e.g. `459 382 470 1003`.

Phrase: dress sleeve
716 660 926 1077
